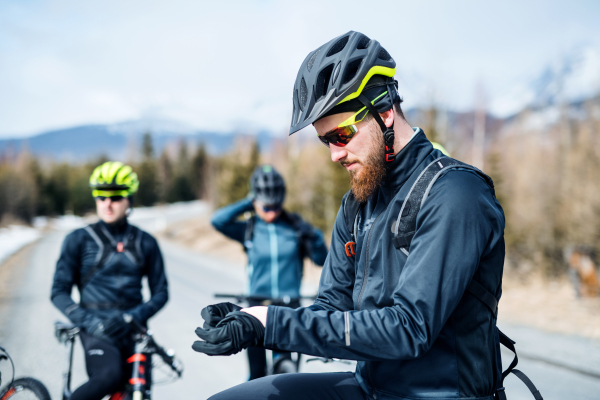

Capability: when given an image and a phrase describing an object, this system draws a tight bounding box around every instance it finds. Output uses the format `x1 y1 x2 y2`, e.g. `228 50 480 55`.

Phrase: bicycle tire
0 377 51 400
273 359 297 374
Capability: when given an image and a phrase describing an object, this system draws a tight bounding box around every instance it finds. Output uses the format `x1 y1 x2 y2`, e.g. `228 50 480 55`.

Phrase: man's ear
380 109 395 128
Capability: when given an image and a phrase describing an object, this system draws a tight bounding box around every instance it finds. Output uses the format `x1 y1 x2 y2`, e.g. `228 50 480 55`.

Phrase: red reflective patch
1 387 16 399
345 242 356 257
127 353 146 363
116 242 124 252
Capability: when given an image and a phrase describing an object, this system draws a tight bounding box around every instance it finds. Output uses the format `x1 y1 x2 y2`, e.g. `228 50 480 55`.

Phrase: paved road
0 229 351 399
0 226 598 399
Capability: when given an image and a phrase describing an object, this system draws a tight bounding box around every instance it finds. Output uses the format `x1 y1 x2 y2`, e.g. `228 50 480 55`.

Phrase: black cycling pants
208 372 367 400
69 332 123 400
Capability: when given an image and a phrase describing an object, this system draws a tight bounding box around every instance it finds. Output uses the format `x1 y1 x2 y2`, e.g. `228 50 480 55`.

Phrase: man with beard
193 31 509 400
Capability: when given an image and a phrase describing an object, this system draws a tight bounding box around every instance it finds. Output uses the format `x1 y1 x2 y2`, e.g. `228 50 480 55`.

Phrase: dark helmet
289 31 397 135
250 165 285 205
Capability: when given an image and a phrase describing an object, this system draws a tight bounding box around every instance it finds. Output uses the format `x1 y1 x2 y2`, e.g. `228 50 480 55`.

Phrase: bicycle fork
128 338 150 400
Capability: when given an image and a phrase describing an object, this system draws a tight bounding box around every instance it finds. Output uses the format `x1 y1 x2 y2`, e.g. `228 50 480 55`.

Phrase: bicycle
0 346 51 400
213 293 317 375
55 315 183 400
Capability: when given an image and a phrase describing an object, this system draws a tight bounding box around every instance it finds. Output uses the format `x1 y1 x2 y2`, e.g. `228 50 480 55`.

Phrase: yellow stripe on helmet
337 66 397 105
92 189 131 198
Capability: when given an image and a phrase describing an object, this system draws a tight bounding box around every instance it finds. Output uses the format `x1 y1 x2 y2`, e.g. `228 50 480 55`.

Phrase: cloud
1 0 599 137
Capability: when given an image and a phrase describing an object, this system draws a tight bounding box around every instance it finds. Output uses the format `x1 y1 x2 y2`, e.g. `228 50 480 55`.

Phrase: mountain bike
55 315 183 400
0 346 51 400
214 293 316 375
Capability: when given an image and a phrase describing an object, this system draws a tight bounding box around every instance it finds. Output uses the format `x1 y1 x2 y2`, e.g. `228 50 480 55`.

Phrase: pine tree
157 149 173 203
191 144 208 199
136 132 158 206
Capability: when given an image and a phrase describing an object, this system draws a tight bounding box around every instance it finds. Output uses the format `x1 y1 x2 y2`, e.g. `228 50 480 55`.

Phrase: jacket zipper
356 210 386 311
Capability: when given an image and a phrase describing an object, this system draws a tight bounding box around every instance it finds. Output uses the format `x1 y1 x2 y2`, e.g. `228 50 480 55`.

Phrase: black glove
192 311 265 356
101 314 132 342
200 302 242 329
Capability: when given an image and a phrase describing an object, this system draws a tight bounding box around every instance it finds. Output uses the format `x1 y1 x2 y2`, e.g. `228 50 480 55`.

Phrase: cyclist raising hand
51 161 168 400
209 165 328 380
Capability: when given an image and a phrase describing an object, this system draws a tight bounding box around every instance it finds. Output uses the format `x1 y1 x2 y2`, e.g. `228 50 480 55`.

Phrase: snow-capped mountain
106 117 198 137
491 44 600 117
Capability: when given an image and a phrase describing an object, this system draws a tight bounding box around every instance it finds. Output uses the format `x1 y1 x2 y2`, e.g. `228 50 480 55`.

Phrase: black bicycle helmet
289 31 400 162
250 165 286 205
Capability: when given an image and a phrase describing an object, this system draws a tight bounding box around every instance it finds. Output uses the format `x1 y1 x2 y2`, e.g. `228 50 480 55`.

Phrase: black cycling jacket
264 129 505 400
51 219 168 334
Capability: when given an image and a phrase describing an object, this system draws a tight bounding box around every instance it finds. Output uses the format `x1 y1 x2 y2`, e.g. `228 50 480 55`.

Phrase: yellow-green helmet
89 161 139 198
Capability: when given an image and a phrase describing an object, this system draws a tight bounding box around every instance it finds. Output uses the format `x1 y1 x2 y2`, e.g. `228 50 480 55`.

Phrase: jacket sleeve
51 230 101 330
264 171 504 361
127 234 169 324
307 204 356 313
210 198 254 244
306 228 328 267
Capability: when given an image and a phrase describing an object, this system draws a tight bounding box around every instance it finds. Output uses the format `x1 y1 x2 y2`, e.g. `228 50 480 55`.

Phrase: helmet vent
315 64 334 99
377 47 392 61
342 58 363 85
356 35 371 49
307 50 320 72
299 78 308 110
326 36 349 57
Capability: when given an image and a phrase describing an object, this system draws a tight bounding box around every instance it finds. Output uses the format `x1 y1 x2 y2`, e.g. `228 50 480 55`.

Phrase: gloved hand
296 220 317 239
192 311 265 356
200 302 242 329
101 314 132 342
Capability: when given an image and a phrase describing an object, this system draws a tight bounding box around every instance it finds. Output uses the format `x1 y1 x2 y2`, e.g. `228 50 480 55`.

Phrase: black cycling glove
200 302 242 329
102 314 132 342
192 311 265 356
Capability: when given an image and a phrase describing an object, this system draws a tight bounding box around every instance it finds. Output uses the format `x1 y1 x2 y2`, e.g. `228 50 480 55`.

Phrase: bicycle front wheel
0 378 51 400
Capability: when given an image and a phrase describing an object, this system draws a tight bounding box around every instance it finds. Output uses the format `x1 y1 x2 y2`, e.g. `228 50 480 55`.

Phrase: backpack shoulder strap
494 329 544 400
285 211 311 260
81 223 113 288
243 215 256 252
124 224 144 266
342 192 362 241
342 192 363 257
392 156 494 250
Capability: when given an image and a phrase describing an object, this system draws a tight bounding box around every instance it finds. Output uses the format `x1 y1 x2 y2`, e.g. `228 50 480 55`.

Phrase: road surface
0 223 598 399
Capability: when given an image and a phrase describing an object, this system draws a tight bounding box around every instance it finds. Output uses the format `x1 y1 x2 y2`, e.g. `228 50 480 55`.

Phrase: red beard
343 132 386 203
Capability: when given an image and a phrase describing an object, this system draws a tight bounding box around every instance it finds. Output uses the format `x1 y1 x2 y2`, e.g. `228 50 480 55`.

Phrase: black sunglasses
96 196 126 201
262 204 282 212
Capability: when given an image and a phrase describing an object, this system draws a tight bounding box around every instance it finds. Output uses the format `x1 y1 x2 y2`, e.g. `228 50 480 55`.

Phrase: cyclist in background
210 165 328 380
51 161 168 400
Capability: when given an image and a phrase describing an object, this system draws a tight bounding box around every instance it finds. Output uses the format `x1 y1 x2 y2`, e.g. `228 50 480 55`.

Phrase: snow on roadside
0 225 42 265
0 201 208 266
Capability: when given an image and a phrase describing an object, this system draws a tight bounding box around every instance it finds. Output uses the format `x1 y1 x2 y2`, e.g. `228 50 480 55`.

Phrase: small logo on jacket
88 349 104 356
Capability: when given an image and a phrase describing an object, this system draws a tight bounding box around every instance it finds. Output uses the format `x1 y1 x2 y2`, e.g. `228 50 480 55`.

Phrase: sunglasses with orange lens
317 124 359 147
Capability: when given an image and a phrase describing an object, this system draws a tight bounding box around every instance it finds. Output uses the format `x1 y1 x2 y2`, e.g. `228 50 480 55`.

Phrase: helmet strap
357 94 396 164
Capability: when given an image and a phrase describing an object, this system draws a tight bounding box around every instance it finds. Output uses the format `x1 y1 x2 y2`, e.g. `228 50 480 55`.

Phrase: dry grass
500 270 600 342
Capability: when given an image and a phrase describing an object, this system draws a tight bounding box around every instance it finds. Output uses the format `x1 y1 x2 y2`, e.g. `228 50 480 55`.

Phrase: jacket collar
382 127 433 192
98 217 129 236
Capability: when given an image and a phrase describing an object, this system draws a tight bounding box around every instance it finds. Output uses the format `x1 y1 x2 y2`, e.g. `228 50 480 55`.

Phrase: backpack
343 156 543 400
243 211 314 261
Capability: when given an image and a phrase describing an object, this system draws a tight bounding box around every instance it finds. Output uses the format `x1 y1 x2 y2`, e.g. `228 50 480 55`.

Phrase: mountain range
1 45 598 162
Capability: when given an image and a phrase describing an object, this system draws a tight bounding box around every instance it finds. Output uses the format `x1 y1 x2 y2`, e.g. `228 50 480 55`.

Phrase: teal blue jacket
211 199 328 298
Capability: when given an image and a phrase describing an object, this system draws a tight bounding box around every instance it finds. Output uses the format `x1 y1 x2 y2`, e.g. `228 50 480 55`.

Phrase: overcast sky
1 0 599 138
